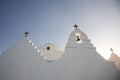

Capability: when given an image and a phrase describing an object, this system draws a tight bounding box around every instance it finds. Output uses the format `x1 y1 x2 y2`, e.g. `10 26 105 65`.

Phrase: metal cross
110 48 113 53
74 24 78 29
24 31 29 37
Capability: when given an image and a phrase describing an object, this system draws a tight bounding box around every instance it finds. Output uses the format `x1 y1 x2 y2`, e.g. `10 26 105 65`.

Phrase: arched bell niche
75 33 82 43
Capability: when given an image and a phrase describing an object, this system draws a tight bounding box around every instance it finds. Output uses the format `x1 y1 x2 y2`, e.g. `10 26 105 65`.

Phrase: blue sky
0 0 120 58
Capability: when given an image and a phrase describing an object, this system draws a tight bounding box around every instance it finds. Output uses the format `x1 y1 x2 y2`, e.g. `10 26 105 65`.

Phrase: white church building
0 24 120 80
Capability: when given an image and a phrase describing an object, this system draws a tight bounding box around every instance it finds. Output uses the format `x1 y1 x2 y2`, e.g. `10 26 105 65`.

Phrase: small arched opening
75 33 82 43
46 46 50 50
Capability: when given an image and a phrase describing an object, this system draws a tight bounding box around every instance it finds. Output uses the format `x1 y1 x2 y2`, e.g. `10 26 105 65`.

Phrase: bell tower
73 24 83 43
65 24 96 53
65 24 94 49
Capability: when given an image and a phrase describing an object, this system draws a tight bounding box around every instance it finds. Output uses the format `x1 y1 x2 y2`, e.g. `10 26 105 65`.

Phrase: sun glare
99 51 111 60
98 48 120 60
96 47 111 60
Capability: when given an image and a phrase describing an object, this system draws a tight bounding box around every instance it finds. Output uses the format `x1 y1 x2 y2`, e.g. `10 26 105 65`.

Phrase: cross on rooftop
110 48 114 54
74 24 78 29
24 31 29 37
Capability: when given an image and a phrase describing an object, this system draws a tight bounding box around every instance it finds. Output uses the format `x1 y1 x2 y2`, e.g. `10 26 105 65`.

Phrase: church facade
0 25 120 80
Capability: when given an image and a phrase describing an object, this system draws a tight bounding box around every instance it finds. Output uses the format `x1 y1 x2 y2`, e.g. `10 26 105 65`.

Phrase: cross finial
110 48 113 54
24 31 29 37
74 24 78 29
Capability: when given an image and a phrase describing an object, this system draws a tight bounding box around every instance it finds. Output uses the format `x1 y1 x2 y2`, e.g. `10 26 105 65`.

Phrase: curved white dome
39 43 63 61
39 43 60 51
